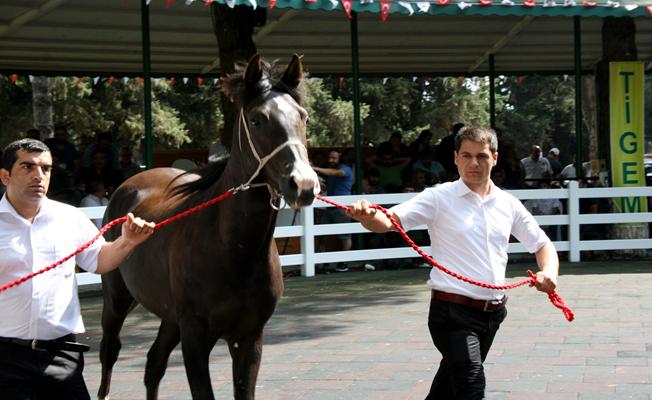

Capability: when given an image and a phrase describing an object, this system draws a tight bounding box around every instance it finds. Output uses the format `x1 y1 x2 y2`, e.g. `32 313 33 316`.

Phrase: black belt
0 334 90 353
432 290 507 312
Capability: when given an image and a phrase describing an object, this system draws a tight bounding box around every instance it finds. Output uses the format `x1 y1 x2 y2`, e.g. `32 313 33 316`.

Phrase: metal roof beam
0 0 67 38
467 16 534 74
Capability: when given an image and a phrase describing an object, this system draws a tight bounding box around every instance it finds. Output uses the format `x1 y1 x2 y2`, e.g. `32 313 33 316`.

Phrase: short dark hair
454 126 498 153
2 139 51 171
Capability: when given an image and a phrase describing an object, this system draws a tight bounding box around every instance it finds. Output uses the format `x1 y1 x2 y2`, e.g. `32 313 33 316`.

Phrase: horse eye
250 118 261 127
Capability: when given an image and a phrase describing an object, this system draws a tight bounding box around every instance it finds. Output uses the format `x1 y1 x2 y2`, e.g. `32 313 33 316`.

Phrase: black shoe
334 263 349 272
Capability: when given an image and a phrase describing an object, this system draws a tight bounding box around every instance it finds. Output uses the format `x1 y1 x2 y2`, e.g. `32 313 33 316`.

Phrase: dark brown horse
97 54 319 400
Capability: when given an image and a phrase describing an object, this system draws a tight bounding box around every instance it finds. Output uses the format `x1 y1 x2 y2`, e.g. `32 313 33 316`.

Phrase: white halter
234 108 307 210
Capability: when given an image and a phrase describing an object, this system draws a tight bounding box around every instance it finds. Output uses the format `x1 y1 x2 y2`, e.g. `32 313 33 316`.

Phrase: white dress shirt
392 179 550 301
0 195 105 340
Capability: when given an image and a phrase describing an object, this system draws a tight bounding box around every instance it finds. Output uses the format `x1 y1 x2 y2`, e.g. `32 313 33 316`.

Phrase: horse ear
281 54 304 89
244 53 263 87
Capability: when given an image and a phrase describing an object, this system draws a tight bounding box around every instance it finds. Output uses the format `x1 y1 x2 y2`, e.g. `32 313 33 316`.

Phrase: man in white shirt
0 139 155 400
521 144 552 188
347 127 559 399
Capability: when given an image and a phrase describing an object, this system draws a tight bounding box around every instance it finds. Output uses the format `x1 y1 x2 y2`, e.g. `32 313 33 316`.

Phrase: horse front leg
227 332 263 400
179 317 218 400
144 320 181 400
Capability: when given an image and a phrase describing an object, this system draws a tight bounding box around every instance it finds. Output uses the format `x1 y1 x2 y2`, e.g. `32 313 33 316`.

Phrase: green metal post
574 16 582 179
141 0 153 168
489 54 496 129
350 11 362 195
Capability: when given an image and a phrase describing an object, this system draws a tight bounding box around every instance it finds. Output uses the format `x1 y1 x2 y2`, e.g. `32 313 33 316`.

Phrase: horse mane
220 58 307 106
169 157 229 198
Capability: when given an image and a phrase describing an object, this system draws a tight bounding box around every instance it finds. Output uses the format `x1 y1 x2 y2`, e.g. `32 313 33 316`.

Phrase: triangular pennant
523 0 536 6
398 1 414 14
122 77 129 84
166 0 174 8
502 0 515 5
10 74 18 84
146 0 153 5
269 0 276 8
416 2 430 12
340 0 352 19
185 0 195 4
28 75 34 83
182 77 189 84
93 76 100 85
197 77 204 86
205 0 215 5
457 1 471 9
582 1 597 5
213 78 219 85
606 0 619 7
226 0 235 7
436 0 449 4
380 1 391 21
543 0 556 6
107 76 115 86
624 4 637 10
305 0 318 2
328 0 338 8
563 0 575 5
479 0 493 5
248 0 257 9
646 5 652 14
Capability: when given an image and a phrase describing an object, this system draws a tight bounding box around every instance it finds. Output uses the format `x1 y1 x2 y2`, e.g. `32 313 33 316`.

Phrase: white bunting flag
398 1 414 14
416 2 430 12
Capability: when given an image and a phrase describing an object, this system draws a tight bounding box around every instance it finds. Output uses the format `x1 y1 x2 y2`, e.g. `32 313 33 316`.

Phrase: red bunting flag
205 0 214 6
137 77 144 85
479 0 492 5
647 5 652 15
523 0 535 6
582 0 597 5
166 0 174 8
269 0 276 8
338 76 345 88
341 0 352 19
10 74 18 84
305 0 318 2
169 77 176 86
380 1 391 21
107 76 115 86
197 77 204 86
517 75 526 83
436 0 449 4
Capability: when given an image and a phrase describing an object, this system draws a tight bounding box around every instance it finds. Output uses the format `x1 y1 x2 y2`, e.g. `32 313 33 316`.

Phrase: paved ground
79 259 652 400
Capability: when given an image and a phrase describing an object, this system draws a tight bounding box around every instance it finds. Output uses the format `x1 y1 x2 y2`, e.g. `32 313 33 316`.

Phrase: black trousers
425 298 507 400
0 335 90 400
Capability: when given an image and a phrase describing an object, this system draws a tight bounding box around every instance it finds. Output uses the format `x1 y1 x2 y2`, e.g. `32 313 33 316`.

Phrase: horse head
221 54 320 208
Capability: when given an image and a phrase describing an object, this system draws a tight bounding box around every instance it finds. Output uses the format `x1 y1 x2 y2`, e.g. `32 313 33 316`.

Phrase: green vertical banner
609 61 647 213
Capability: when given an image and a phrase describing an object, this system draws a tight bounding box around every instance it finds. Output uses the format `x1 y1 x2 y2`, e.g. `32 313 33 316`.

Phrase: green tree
0 76 33 148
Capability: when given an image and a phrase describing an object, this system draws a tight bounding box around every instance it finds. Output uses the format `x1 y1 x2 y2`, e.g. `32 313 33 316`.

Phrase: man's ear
0 168 10 186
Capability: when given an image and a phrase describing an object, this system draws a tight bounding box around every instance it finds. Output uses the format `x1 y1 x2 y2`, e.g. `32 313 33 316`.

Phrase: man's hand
347 199 377 223
120 212 155 246
532 270 557 293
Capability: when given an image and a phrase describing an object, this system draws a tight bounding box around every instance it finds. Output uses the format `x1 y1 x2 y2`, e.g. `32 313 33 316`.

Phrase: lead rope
316 194 575 322
0 109 306 292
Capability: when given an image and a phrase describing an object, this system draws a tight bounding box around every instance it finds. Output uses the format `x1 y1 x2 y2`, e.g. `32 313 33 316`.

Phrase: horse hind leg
228 332 264 400
144 320 180 400
98 270 138 400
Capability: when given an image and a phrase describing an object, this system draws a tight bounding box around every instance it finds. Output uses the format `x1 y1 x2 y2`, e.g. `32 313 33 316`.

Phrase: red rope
0 190 235 294
316 194 574 322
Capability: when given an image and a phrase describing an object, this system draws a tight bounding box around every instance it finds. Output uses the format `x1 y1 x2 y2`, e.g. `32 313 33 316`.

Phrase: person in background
408 129 433 162
78 148 124 197
80 181 109 229
44 126 79 174
0 138 155 400
82 131 120 169
545 147 563 177
435 122 465 181
521 144 552 188
412 149 444 186
347 126 559 399
312 150 353 272
119 147 143 180
377 131 410 159
26 128 41 140
367 146 412 193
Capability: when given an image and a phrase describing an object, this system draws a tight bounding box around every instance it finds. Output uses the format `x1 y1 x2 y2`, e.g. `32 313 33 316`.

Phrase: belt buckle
483 299 501 311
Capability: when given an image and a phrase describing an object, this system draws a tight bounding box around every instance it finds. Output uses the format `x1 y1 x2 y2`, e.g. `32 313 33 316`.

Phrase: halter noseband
235 108 307 210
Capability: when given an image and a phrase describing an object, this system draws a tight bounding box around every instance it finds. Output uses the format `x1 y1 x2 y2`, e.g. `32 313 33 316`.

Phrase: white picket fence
76 181 652 286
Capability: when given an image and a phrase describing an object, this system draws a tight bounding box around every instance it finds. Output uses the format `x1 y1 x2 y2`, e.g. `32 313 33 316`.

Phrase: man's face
531 146 542 161
455 140 497 188
327 151 340 168
92 152 107 170
0 149 52 205
53 129 67 142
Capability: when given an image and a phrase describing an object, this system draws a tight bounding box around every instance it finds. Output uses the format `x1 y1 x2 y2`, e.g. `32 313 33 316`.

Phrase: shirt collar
454 179 497 200
0 194 51 223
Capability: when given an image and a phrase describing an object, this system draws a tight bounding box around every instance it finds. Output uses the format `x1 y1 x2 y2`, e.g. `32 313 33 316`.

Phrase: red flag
341 0 352 19
647 5 652 15
107 76 115 86
338 76 345 88
479 0 493 5
269 0 276 8
10 74 18 84
166 0 174 8
517 75 526 83
582 1 597 5
523 0 535 6
305 0 318 2
436 0 449 4
380 1 391 22
205 0 214 6
197 77 204 86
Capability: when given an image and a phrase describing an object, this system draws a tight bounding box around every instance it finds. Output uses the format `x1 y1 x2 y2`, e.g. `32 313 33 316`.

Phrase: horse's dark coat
97 54 318 400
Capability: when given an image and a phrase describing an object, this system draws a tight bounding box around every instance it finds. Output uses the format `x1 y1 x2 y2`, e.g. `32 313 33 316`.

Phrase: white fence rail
76 181 652 285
